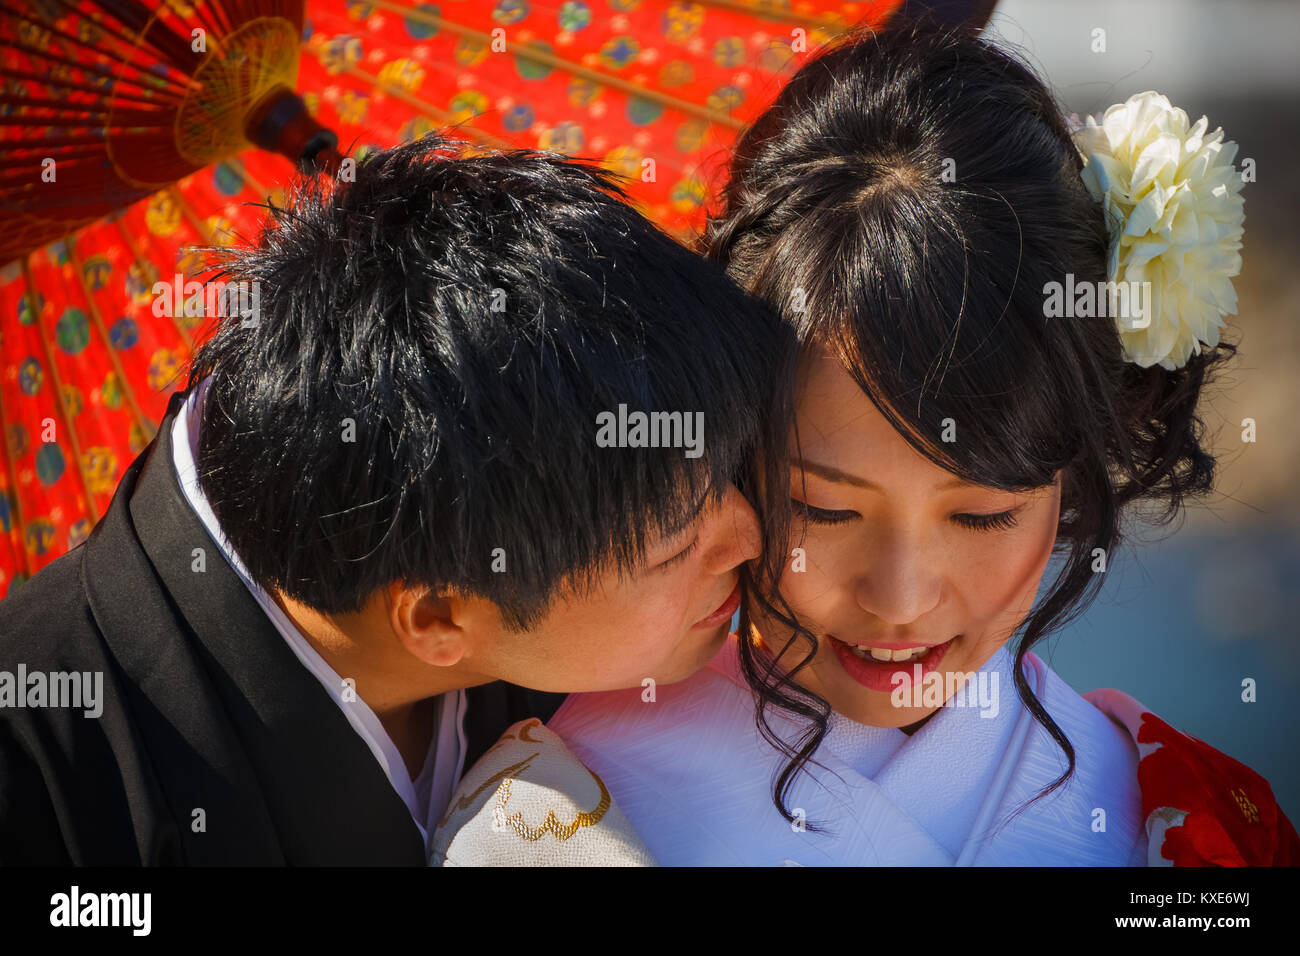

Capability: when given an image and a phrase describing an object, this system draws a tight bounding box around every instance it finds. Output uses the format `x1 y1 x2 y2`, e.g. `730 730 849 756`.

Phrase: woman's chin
824 689 938 729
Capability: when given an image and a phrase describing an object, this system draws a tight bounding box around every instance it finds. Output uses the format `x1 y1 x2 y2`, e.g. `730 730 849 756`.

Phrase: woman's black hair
705 19 1235 823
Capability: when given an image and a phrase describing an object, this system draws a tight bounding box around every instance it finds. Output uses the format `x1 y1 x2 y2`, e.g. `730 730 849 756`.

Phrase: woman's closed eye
790 498 855 525
791 497 1022 532
950 509 1021 532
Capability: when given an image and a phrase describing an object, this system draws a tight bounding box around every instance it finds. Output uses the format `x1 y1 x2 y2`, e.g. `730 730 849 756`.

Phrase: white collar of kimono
551 636 1148 866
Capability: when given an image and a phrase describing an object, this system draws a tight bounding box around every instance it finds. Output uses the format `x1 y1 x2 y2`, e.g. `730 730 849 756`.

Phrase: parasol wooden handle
243 86 341 175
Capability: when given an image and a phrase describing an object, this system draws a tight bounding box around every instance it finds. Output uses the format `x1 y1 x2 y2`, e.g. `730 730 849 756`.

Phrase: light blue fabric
549 639 1148 865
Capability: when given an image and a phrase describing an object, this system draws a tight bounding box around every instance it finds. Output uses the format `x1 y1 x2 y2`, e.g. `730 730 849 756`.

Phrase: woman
433 21 1297 866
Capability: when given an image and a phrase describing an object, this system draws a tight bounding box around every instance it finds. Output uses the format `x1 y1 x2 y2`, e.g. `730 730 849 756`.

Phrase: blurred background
985 0 1300 819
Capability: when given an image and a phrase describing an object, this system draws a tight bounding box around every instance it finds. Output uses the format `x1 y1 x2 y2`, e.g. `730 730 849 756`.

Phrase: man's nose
700 484 762 572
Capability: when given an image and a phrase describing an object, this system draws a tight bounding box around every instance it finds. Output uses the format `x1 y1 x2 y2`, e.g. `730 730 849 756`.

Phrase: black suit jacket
0 389 564 864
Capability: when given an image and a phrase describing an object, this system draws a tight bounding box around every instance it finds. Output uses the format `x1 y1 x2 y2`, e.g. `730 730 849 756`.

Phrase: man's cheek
635 583 686 621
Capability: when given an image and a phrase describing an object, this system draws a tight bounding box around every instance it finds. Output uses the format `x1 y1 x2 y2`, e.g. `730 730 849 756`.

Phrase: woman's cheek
779 525 845 624
964 522 1056 651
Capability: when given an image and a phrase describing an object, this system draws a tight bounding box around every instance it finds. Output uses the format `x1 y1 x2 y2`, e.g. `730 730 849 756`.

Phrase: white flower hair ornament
1071 92 1246 371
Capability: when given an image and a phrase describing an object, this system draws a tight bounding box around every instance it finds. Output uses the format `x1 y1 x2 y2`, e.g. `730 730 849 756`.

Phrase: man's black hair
187 133 787 629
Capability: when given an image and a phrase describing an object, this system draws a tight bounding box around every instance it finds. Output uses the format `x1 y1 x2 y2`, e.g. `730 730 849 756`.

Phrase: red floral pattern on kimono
1085 688 1299 866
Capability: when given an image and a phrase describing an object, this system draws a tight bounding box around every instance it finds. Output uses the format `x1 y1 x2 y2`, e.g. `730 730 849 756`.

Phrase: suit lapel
81 396 282 862
84 389 424 864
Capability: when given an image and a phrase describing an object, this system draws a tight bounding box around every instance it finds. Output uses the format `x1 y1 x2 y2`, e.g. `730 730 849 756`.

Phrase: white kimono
433 638 1148 866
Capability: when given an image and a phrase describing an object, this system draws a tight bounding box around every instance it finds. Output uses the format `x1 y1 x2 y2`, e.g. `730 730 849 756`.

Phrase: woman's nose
852 527 942 626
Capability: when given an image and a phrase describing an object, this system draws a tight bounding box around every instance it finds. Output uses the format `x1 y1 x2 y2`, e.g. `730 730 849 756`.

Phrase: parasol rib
0 361 33 580
668 0 849 30
226 158 274 208
68 241 157 446
305 51 727 196
167 184 221 247
21 257 101 526
303 50 511 150
111 216 196 358
364 1 748 131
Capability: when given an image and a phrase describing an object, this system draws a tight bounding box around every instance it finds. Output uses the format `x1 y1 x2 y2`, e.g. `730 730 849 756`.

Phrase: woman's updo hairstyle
709 17 1235 823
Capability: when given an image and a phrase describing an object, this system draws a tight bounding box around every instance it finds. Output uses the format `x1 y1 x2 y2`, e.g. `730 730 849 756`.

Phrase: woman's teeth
848 644 932 662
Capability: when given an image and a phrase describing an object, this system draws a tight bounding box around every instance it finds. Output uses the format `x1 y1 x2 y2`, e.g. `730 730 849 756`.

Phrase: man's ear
387 582 466 667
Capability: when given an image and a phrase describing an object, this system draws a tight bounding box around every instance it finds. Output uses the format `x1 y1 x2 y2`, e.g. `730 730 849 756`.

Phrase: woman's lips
827 634 957 693
693 580 742 629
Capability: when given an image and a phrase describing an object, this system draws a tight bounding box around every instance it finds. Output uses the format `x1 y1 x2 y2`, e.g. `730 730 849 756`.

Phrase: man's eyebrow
792 459 969 493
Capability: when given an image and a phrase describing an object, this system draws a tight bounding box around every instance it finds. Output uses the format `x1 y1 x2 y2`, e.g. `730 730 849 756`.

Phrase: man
0 135 786 864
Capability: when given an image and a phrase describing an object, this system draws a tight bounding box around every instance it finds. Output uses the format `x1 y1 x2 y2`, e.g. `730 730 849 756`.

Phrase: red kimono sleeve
1085 688 1299 866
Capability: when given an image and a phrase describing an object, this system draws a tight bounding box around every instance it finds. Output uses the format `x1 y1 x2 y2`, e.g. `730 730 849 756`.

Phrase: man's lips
693 580 742 629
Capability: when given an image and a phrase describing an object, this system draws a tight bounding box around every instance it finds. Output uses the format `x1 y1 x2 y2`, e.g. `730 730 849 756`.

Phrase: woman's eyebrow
793 458 879 490
792 458 971 493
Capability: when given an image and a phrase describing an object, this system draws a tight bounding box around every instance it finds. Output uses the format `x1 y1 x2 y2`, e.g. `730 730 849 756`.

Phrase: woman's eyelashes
790 497 1022 532
950 509 1021 532
790 498 855 525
